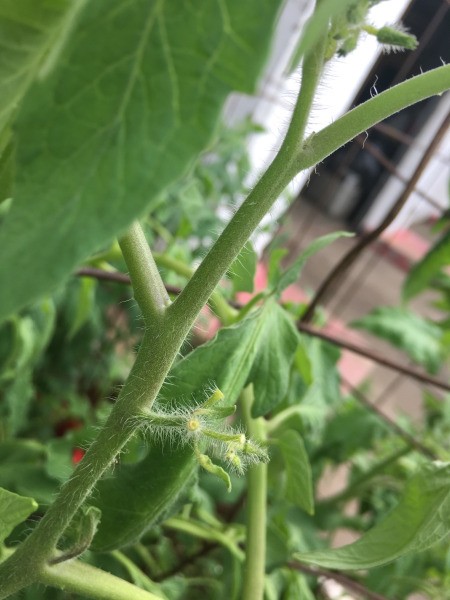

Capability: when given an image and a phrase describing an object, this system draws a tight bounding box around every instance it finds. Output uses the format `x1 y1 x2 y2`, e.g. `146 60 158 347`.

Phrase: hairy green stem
298 64 450 172
169 36 326 331
0 547 161 600
40 557 163 600
119 221 170 321
110 550 161 593
0 226 182 596
241 385 268 600
154 252 237 324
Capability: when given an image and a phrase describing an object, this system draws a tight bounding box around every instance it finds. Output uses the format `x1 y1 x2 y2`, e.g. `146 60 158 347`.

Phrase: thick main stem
0 325 180 596
0 225 180 596
241 385 268 600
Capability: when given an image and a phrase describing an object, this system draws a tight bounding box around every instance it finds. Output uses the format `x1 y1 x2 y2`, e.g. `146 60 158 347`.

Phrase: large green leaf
273 336 341 445
295 462 450 570
277 429 314 515
403 230 450 301
298 336 341 411
0 0 283 321
352 307 443 374
92 301 298 550
160 299 298 412
248 302 299 416
0 0 79 135
0 138 13 203
0 486 37 545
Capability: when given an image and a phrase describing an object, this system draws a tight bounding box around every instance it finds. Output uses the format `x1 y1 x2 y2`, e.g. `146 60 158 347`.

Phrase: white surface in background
229 0 412 250
247 0 412 180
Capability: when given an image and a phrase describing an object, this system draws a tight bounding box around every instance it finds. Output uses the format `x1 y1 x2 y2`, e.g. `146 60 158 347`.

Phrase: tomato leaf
0 0 81 136
270 232 353 295
0 0 283 321
295 462 450 570
161 299 298 412
277 429 314 515
247 302 299 417
352 307 443 373
0 486 38 545
403 230 450 301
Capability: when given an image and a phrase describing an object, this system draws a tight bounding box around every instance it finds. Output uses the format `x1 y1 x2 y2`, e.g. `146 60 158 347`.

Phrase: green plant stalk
86 236 236 322
40 556 163 600
134 543 161 576
163 517 245 561
169 35 327 331
0 225 183 595
241 385 268 600
111 550 161 594
298 64 450 172
0 325 181 596
0 547 162 600
2 38 450 600
153 252 237 324
119 221 170 321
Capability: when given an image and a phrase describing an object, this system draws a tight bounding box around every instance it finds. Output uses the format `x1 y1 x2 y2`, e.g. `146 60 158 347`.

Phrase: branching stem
153 251 238 324
168 30 326 331
119 221 170 322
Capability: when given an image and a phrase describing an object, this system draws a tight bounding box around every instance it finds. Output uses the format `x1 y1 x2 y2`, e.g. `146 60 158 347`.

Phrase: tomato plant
1 1 450 598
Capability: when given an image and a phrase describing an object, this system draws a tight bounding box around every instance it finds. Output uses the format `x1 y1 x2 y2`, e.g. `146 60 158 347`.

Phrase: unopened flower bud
376 26 417 51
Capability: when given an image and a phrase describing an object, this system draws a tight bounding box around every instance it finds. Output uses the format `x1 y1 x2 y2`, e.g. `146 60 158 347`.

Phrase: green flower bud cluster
325 1 417 60
138 387 269 491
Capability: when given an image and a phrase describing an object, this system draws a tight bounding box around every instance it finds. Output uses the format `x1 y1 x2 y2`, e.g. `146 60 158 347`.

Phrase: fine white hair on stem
370 75 379 99
361 130 369 148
